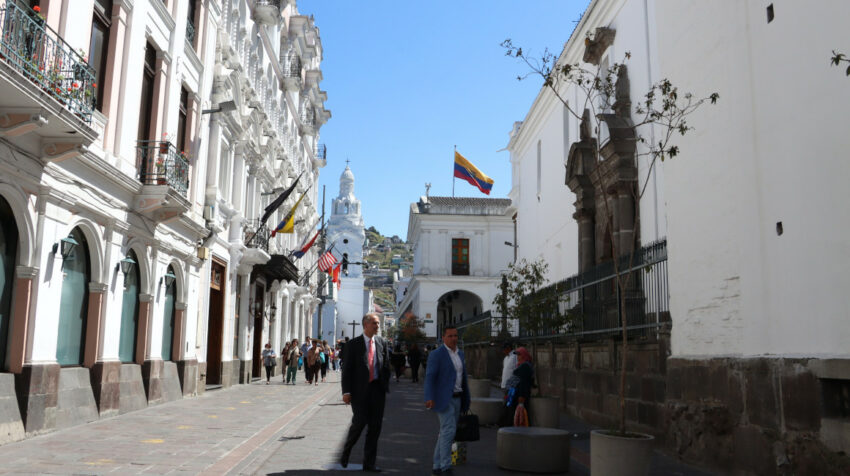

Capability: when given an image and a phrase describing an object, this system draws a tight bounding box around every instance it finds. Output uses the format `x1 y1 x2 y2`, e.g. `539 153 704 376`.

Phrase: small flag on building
453 151 494 195
332 263 341 290
270 190 307 236
291 228 320 259
317 250 337 272
260 173 302 225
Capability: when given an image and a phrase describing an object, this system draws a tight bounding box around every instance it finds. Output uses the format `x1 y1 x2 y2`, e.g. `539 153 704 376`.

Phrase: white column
473 230 484 276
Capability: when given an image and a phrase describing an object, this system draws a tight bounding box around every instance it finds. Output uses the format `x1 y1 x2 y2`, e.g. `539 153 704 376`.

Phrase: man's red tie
368 338 375 382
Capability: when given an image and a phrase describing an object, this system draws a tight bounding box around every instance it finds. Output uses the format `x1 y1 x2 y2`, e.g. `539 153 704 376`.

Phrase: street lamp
117 256 136 288
55 235 78 260
160 271 176 289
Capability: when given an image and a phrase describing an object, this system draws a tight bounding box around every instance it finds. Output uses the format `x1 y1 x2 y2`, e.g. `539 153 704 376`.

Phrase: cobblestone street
0 370 717 475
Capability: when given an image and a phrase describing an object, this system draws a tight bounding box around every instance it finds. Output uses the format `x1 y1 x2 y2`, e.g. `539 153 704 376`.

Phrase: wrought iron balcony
314 143 326 161
136 141 190 197
0 1 96 123
186 20 195 44
282 54 301 78
251 0 281 26
243 219 270 253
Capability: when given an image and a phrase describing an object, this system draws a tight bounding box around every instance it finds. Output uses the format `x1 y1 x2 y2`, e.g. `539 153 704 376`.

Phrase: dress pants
433 395 461 471
342 380 386 468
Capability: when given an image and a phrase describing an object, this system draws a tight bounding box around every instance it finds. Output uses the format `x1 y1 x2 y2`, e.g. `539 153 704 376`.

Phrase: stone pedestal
497 426 571 473
176 359 199 396
470 397 503 426
141 360 183 406
219 359 237 388
530 395 560 428
118 364 147 414
239 359 253 384
0 373 25 445
468 378 491 398
90 361 121 418
14 363 60 434
55 368 99 431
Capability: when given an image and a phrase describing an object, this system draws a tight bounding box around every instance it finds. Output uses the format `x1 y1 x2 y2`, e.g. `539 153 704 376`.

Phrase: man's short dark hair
362 313 380 325
442 324 457 336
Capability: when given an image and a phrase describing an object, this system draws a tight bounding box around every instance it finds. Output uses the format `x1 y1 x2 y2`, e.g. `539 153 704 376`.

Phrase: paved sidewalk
0 371 717 475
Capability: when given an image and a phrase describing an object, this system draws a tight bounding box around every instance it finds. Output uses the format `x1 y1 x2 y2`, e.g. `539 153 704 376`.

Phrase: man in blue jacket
424 325 470 475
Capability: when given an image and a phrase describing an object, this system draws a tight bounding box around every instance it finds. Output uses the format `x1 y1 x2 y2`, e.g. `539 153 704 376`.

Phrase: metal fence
0 0 96 123
243 218 270 252
136 141 190 196
462 239 670 344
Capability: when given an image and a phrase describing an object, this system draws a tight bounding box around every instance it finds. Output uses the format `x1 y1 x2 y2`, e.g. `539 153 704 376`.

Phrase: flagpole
452 145 456 197
317 185 326 339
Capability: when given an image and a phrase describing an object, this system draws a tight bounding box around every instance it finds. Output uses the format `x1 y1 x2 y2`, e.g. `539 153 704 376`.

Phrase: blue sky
298 1 589 238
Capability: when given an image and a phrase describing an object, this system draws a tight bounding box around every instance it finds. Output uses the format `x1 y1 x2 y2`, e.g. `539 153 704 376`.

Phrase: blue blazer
424 345 470 413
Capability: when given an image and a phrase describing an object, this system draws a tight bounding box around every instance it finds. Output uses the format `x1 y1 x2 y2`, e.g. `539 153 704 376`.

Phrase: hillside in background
362 226 413 316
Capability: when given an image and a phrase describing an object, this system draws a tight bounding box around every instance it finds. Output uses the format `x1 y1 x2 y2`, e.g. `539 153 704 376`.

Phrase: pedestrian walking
302 337 313 383
391 343 406 382
424 325 470 475
285 339 301 385
307 340 322 385
500 342 517 390
262 342 276 384
320 339 330 382
340 313 390 472
408 343 422 383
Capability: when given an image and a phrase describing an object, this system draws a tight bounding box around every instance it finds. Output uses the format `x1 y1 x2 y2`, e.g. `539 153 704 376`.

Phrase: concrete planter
469 397 504 425
467 378 491 398
590 429 654 476
530 395 560 428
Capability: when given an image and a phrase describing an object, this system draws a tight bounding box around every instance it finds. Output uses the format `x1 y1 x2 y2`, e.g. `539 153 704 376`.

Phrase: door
251 284 264 379
205 260 225 385
161 265 176 361
118 250 139 362
0 196 17 369
56 228 90 366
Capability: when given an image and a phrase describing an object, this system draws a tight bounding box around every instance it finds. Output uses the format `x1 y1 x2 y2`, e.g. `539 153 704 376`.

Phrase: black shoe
363 466 382 472
340 451 350 469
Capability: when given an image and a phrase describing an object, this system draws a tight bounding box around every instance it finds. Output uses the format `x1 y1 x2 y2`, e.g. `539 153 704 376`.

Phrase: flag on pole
291 228 320 259
260 173 302 224
453 151 494 195
332 263 341 290
270 189 307 236
317 250 337 272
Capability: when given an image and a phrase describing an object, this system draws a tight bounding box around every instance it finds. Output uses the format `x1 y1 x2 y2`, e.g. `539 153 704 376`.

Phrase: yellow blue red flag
453 151 493 195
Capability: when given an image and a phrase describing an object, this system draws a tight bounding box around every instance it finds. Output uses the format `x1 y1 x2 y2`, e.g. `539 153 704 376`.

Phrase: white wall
657 0 850 357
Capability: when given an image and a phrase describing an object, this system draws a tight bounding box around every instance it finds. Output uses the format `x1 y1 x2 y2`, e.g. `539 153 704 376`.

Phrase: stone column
420 230 431 274
473 230 484 276
173 302 197 396
103 0 131 154
84 283 108 368
437 230 448 275
7 266 37 373
135 294 153 365
574 209 596 273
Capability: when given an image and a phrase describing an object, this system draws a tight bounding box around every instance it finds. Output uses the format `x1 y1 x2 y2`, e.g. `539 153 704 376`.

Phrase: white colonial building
0 0 328 444
396 196 513 338
505 0 850 472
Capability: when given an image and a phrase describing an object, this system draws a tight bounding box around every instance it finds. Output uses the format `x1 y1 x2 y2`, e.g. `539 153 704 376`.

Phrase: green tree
503 36 717 434
397 312 426 344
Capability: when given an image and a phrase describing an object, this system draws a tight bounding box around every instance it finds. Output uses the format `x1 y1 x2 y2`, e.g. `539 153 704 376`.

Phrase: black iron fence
136 141 190 196
0 0 96 123
244 218 270 252
462 239 670 344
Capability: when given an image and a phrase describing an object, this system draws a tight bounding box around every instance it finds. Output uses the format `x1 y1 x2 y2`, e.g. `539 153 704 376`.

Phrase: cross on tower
345 158 350 166
425 182 431 197
348 320 359 336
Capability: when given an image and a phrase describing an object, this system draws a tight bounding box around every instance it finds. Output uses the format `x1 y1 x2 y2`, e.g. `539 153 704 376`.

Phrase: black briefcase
454 411 480 442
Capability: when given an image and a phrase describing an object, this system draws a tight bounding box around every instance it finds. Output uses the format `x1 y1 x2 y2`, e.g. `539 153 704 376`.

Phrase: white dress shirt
445 344 463 393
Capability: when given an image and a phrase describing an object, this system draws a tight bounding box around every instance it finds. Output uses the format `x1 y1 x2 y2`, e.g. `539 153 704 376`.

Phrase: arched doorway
0 196 18 370
118 250 140 363
161 265 176 361
56 227 91 366
436 290 483 336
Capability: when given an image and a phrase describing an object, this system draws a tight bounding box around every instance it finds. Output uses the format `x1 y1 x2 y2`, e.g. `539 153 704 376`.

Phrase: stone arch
123 239 152 294
436 289 484 335
0 184 34 267
66 218 105 286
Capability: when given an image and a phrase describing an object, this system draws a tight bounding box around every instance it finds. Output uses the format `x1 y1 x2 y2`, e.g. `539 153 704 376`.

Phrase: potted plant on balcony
154 157 167 185
30 6 46 27
503 33 718 475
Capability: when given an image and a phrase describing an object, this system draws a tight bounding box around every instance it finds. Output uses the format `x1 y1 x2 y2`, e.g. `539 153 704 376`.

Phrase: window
186 0 197 47
89 0 112 112
451 238 469 276
177 87 189 153
137 44 156 142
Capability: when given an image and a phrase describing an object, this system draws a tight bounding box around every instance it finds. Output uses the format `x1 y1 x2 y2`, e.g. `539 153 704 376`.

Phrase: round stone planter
529 395 560 428
497 426 571 473
590 429 654 476
467 378 491 398
469 397 504 425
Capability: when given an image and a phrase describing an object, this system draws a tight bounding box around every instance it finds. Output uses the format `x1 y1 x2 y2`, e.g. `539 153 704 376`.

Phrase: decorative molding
583 27 616 66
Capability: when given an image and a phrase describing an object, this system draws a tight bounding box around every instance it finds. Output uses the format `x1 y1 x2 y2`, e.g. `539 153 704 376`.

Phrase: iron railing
185 20 195 44
243 218 270 252
255 0 281 7
136 141 190 196
0 1 96 123
466 240 670 343
281 53 301 78
314 143 326 160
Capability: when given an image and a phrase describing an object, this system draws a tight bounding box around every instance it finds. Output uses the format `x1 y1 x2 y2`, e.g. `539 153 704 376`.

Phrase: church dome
339 165 355 197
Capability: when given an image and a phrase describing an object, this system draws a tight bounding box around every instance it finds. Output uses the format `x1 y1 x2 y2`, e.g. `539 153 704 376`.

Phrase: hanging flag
453 151 494 195
332 263 341 289
270 189 307 236
260 173 302 225
291 228 320 259
317 250 337 272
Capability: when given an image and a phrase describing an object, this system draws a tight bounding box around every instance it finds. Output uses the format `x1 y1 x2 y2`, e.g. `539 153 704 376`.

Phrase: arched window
118 250 140 363
57 227 91 366
161 265 176 361
0 196 18 369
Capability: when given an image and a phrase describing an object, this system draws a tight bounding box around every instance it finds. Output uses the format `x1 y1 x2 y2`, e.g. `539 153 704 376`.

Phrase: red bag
513 403 529 427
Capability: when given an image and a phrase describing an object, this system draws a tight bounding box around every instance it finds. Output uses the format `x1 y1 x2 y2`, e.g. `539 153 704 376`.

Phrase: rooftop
413 196 512 215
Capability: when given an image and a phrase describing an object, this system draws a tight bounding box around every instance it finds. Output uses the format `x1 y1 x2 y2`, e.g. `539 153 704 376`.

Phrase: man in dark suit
424 325 470 475
340 313 390 472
